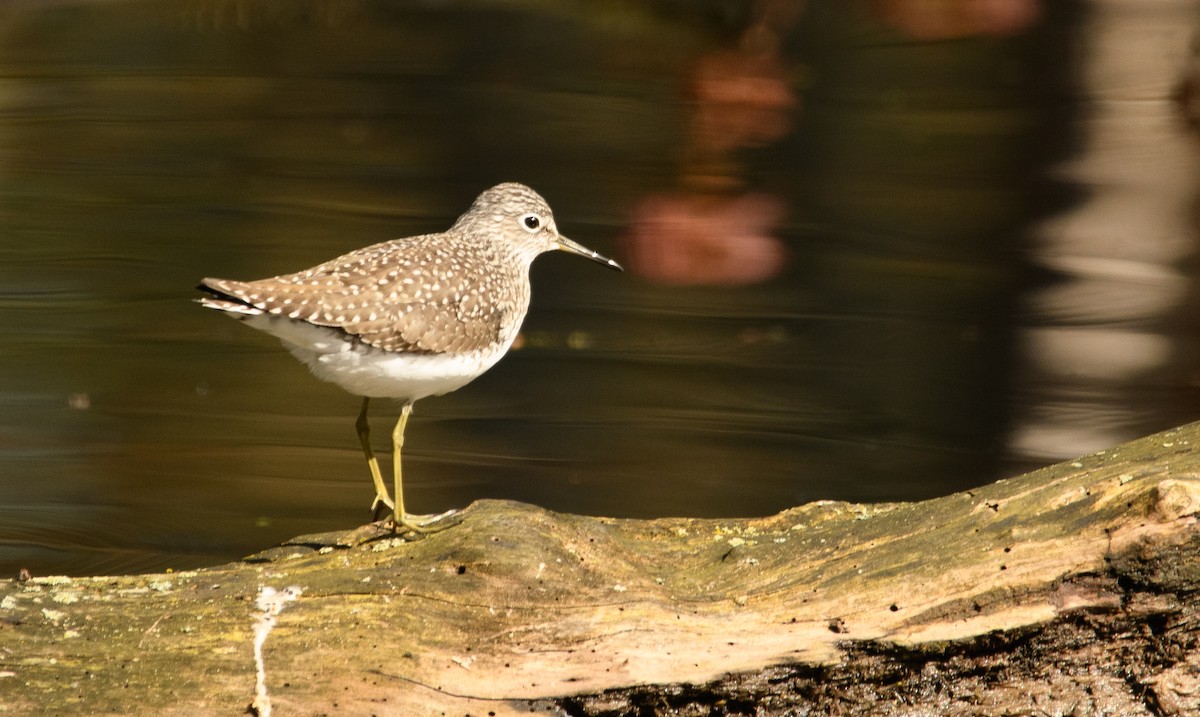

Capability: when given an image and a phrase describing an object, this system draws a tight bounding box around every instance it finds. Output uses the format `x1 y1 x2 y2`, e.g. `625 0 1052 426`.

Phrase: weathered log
2 422 1199 716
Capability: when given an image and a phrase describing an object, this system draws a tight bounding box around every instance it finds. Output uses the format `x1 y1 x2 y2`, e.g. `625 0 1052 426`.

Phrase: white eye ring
519 213 544 233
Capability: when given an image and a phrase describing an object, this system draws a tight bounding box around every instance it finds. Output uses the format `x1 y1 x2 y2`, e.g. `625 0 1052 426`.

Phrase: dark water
2 0 1198 576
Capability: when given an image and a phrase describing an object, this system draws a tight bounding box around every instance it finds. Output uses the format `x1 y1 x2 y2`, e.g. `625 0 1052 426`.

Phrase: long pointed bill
556 234 623 271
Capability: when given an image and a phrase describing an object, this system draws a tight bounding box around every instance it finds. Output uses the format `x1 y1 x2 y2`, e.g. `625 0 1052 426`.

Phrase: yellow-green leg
356 397 395 515
389 402 457 534
390 402 414 527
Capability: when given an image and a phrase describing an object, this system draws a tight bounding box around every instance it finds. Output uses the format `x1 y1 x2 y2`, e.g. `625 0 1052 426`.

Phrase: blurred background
2 0 1200 576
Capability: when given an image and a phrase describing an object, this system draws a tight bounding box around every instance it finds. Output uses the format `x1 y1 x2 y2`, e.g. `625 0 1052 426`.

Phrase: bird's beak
556 234 623 272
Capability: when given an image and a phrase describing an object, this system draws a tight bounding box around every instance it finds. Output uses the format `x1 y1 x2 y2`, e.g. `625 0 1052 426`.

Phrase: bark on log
3 422 1200 716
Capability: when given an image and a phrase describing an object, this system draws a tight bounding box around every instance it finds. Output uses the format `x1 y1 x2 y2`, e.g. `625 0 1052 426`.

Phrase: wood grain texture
3 423 1199 716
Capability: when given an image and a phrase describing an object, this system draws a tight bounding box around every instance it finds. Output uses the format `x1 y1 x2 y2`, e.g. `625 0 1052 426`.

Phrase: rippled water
2 0 1198 576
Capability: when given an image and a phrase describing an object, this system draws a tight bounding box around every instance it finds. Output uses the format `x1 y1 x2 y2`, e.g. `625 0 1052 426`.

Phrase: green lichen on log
1 422 1198 716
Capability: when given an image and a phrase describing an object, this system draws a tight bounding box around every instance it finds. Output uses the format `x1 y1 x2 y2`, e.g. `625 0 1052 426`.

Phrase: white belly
240 314 512 401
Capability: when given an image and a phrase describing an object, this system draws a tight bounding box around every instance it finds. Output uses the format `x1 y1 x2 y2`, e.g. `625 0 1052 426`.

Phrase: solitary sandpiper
197 182 622 533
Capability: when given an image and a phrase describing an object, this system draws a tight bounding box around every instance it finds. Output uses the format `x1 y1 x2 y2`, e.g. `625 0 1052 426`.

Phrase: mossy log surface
3 423 1200 716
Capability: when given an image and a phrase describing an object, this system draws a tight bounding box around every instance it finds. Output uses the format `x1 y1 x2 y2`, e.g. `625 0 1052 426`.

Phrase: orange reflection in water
870 0 1041 40
620 2 798 286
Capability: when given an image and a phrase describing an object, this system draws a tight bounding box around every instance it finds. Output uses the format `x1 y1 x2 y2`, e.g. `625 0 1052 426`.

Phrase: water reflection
1012 0 1200 458
621 1 795 286
0 0 1197 577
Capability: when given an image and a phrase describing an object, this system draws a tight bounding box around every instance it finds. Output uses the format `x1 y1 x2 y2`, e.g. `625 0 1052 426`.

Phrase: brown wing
199 234 517 354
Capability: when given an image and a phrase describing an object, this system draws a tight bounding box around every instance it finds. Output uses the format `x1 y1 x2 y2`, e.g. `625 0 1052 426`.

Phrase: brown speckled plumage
199 183 562 355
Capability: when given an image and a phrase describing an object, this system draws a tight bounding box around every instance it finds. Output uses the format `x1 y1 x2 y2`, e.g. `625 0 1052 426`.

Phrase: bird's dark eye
520 213 542 232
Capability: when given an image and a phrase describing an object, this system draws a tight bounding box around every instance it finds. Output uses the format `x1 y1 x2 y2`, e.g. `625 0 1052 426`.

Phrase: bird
196 182 622 534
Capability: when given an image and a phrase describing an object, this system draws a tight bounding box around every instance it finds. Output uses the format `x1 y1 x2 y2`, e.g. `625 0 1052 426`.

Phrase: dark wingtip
195 279 253 309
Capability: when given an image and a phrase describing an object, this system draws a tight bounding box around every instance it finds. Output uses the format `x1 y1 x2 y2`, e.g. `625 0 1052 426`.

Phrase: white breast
238 314 513 401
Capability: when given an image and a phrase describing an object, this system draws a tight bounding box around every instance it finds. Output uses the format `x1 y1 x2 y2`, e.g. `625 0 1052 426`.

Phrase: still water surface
2 0 1199 576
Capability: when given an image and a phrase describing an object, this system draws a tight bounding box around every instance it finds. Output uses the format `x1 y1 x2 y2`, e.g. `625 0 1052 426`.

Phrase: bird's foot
344 509 460 546
387 508 460 537
370 492 396 520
